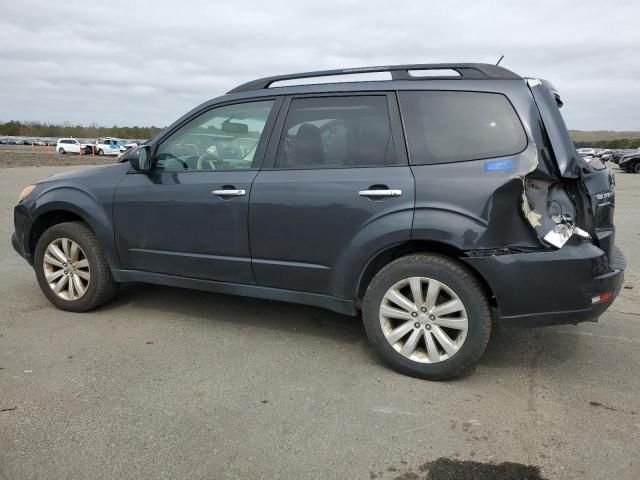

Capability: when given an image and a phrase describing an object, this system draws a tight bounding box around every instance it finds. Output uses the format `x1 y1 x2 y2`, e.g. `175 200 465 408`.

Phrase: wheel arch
355 240 497 310
29 210 87 256
28 193 121 269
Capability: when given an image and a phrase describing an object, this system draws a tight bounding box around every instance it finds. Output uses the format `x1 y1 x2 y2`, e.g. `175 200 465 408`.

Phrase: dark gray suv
12 63 625 379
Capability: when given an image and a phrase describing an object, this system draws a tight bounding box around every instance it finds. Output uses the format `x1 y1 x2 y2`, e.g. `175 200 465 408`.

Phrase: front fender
29 187 121 269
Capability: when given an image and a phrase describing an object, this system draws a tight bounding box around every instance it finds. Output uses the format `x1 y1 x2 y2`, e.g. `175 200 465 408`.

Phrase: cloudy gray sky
1 0 639 130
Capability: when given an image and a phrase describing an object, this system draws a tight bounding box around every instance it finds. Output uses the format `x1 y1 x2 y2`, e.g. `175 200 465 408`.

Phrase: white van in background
56 138 82 154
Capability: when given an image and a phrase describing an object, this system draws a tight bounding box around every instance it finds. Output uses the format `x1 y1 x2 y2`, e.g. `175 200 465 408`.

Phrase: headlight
18 185 35 202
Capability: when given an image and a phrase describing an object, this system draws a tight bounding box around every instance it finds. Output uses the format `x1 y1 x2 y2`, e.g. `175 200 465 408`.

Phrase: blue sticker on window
484 159 514 171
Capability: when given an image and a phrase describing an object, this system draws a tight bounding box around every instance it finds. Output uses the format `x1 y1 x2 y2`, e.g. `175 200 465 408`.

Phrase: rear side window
275 96 395 169
399 91 527 164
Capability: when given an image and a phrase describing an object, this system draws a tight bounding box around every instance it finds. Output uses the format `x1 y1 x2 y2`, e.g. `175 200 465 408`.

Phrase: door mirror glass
130 145 151 172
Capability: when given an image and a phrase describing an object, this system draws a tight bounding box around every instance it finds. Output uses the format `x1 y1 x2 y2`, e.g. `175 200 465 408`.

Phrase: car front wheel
362 254 491 380
34 221 117 312
58 148 66 154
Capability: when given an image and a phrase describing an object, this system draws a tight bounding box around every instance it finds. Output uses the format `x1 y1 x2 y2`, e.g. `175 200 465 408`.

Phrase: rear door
113 98 279 283
70 140 81 154
249 93 415 298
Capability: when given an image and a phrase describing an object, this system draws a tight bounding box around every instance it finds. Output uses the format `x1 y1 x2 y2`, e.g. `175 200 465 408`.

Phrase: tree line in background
1 120 640 148
574 138 640 149
0 121 163 140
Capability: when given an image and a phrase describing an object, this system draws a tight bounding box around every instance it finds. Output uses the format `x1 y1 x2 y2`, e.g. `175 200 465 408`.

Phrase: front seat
294 123 324 167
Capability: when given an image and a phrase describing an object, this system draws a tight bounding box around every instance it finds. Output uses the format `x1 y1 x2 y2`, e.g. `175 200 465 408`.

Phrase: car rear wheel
34 222 117 312
634 163 640 174
97 149 104 156
362 254 491 380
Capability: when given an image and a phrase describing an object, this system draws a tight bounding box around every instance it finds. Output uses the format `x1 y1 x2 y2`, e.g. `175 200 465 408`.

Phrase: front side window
275 96 395 169
399 91 527 164
154 100 274 172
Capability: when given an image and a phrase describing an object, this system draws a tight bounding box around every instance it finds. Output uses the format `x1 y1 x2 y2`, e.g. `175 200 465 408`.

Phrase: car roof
154 63 532 146
227 63 521 94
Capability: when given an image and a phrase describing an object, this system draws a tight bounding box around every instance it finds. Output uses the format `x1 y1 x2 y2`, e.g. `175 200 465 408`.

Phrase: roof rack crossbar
227 63 521 94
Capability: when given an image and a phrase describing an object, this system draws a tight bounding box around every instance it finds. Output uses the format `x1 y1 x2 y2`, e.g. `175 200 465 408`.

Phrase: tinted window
399 91 527 164
154 100 274 172
275 96 395 169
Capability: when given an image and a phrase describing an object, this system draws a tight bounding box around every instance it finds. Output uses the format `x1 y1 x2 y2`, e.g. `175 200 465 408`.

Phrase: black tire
58 148 66 154
34 221 117 312
362 254 491 380
634 162 640 174
97 149 104 156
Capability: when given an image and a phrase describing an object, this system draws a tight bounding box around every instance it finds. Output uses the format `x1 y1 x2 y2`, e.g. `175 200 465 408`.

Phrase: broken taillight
591 292 614 304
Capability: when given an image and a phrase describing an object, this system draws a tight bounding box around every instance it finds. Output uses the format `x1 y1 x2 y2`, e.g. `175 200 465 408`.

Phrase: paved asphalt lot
1 164 639 480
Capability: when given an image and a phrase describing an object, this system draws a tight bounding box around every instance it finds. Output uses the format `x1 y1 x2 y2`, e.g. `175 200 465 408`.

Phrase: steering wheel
155 153 189 170
197 152 223 170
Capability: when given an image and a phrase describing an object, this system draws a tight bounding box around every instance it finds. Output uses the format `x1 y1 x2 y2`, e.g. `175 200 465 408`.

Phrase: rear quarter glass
399 91 527 165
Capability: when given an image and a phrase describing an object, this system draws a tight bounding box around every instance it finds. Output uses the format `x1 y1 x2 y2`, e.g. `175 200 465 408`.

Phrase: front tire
97 149 104 156
634 163 640 174
362 254 491 380
58 148 66 154
34 222 117 312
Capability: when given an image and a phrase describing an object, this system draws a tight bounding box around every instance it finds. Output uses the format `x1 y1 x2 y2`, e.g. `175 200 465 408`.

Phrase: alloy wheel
42 238 90 301
379 277 468 363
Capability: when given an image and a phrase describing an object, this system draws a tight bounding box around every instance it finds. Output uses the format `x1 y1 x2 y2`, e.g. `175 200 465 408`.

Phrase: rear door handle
211 189 246 196
358 189 402 197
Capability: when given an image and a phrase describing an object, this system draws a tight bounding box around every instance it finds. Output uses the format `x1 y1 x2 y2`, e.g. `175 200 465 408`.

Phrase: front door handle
211 189 246 196
358 189 402 198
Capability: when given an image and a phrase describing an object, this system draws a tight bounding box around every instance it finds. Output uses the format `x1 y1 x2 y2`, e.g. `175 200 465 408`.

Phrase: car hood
36 163 124 185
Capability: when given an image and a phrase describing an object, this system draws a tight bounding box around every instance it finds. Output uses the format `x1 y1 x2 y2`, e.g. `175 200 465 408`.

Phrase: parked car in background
56 138 82 154
56 138 92 155
119 141 138 153
94 137 124 156
610 149 636 164
619 151 640 173
577 147 596 157
600 150 613 161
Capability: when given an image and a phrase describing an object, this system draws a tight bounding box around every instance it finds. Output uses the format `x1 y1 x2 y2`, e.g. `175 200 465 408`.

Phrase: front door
114 99 278 283
249 94 415 299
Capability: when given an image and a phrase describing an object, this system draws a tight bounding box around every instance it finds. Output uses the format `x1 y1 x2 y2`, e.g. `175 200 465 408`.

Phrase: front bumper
464 241 625 329
12 202 33 265
11 231 25 258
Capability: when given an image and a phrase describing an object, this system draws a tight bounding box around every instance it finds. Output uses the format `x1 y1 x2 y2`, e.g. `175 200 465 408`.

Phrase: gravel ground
0 145 115 167
0 163 638 480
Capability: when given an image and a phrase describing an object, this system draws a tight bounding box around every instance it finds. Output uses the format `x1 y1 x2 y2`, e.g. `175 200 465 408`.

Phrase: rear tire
634 162 640 174
97 149 104 156
34 222 117 312
362 254 491 380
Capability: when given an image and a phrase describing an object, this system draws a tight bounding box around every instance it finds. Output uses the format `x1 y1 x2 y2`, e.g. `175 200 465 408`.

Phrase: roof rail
227 63 521 94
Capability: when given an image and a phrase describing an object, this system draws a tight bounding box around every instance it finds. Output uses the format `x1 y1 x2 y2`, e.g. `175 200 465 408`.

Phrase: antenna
496 55 504 66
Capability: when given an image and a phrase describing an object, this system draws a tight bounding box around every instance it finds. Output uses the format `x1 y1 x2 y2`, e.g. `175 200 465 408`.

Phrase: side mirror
129 145 152 172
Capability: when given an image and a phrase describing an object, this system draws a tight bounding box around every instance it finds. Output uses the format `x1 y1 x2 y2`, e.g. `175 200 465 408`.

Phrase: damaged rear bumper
464 242 625 329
